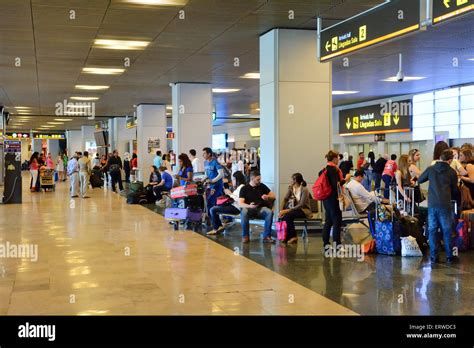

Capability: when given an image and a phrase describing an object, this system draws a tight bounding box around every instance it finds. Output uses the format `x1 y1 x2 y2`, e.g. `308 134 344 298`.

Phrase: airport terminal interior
1 0 474 317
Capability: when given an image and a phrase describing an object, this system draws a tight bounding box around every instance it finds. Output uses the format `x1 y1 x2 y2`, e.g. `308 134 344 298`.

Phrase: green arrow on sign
325 41 331 52
444 0 451 8
346 118 351 129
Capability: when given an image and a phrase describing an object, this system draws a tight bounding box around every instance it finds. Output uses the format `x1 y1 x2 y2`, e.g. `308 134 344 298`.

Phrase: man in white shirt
346 170 381 213
67 153 80 198
189 149 202 173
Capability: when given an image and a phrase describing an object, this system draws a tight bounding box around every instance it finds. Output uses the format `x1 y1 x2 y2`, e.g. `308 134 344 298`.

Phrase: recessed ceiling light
332 90 360 95
94 39 150 50
64 111 88 115
75 85 109 90
212 88 241 93
231 114 251 117
55 118 73 122
166 106 173 110
468 58 474 61
47 122 64 125
70 96 100 101
82 67 125 75
123 0 188 5
381 76 426 82
39 125 55 128
240 72 260 79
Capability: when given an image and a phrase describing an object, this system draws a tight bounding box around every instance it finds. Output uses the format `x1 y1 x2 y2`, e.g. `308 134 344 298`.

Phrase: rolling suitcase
130 181 144 193
164 208 203 222
374 193 402 256
172 195 204 210
90 171 104 188
127 191 148 204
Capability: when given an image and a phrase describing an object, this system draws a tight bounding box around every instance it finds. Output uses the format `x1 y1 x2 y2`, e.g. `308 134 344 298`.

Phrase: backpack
312 169 332 200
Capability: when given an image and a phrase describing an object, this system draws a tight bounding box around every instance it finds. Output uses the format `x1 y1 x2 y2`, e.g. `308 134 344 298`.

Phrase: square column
260 29 332 213
46 139 60 157
171 83 213 159
136 104 167 183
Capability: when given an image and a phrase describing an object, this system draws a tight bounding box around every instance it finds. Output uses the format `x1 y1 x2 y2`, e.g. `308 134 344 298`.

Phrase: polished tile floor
0 174 355 316
145 202 474 315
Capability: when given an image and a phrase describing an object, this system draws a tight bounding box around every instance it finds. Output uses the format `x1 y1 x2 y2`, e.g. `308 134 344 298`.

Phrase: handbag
275 221 288 241
216 195 234 206
337 183 349 211
414 185 425 204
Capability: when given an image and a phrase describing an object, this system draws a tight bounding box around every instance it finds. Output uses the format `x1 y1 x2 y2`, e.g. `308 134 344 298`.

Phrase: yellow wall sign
432 0 473 24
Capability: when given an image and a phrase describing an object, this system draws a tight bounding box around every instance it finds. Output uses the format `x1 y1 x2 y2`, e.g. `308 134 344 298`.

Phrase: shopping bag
401 236 422 257
275 221 287 241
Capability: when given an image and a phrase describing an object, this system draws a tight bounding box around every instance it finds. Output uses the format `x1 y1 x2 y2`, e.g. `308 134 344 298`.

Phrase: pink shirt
382 160 398 177
46 158 55 169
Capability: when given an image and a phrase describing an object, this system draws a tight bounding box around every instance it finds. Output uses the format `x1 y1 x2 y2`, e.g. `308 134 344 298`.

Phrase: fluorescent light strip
123 0 188 5
82 67 125 75
240 72 260 79
94 39 150 50
70 97 100 101
55 118 73 122
231 114 251 117
381 76 426 82
75 85 109 90
332 90 360 95
212 88 241 93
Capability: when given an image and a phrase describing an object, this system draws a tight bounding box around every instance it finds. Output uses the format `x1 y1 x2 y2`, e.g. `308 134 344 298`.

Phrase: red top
131 158 138 169
383 160 398 177
356 158 365 170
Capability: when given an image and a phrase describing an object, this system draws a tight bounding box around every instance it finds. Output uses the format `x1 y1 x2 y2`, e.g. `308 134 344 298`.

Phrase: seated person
145 166 161 198
207 171 247 236
239 170 276 244
346 170 386 214
154 166 174 200
278 173 312 244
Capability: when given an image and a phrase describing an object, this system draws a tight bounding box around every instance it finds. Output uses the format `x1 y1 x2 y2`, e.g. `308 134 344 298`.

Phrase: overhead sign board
34 134 65 140
432 0 473 24
319 0 421 62
339 99 412 136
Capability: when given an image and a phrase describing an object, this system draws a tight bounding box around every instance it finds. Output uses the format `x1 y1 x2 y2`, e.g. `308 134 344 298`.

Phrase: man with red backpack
313 150 350 251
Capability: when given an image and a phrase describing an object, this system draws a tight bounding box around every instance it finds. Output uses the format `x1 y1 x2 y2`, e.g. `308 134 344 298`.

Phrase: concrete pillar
171 83 213 159
260 29 332 214
136 104 167 183
47 140 60 157
65 130 81 155
32 139 43 154
81 125 95 152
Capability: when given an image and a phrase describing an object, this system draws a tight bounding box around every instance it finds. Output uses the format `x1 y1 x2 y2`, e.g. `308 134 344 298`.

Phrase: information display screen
432 0 473 25
212 133 227 150
339 100 412 136
319 0 420 62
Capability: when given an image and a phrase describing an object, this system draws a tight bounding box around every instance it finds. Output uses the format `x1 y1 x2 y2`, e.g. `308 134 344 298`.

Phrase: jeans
382 174 393 199
110 171 123 192
427 207 454 261
210 205 240 230
207 185 224 216
30 169 38 190
79 171 89 197
281 209 306 241
69 172 79 197
373 172 382 191
322 199 342 247
363 169 374 191
241 207 273 238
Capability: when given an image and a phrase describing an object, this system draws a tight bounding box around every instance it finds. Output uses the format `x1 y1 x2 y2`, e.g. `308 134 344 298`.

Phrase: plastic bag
401 236 422 257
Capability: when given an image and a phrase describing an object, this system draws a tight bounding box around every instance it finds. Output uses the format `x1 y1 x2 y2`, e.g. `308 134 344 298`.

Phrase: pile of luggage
367 186 474 256
164 183 205 230
126 180 155 204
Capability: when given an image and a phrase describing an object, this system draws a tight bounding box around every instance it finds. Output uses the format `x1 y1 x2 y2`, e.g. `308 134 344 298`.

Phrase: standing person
78 151 91 198
123 153 131 184
320 150 347 250
92 153 100 168
432 141 449 164
38 153 45 167
29 152 40 192
67 153 80 198
373 154 388 191
278 173 312 244
56 152 65 182
394 154 413 203
62 152 68 181
450 147 468 176
107 150 124 193
189 149 202 173
356 152 366 171
418 150 459 265
130 153 138 182
202 147 225 216
46 153 55 169
169 150 176 170
363 151 375 191
153 151 163 169
100 155 108 185
176 153 193 186
339 154 354 178
154 166 174 200
162 154 172 172
207 171 247 236
459 149 474 198
382 154 398 199
239 170 276 243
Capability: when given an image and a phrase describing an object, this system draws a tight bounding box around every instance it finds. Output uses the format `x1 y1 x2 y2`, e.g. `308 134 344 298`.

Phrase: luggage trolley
39 168 55 192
